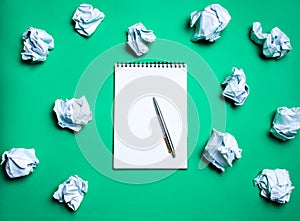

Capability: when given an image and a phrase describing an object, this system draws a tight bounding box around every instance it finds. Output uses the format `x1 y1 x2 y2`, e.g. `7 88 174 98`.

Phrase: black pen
153 97 176 158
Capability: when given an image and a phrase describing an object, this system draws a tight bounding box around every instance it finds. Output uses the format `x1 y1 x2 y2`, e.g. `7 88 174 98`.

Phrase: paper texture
53 96 92 132
127 22 156 56
72 3 105 37
222 67 249 106
114 63 187 169
270 107 300 141
254 169 294 204
1 148 39 178
202 129 242 172
21 27 54 62
190 4 231 42
53 175 88 211
250 22 292 59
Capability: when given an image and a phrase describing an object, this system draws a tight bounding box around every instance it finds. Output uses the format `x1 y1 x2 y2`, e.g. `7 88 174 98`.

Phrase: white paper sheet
1 148 39 178
190 4 231 42
21 27 54 62
270 107 300 141
250 22 292 59
53 175 88 211
254 169 294 204
53 96 92 132
222 67 249 106
202 129 242 172
127 22 156 56
72 3 105 37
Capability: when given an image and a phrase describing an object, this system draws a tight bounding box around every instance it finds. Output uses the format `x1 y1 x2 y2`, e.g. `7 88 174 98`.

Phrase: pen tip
172 152 176 158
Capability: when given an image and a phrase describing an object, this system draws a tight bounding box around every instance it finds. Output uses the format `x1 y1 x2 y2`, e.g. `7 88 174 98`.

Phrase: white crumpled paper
254 169 294 204
53 96 92 132
72 3 105 37
21 27 54 62
202 129 242 172
1 148 39 178
190 4 231 42
270 107 300 141
222 67 250 106
250 22 292 59
53 175 88 211
127 22 156 56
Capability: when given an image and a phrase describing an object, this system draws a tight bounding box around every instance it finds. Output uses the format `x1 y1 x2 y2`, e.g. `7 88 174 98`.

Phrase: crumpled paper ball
72 3 105 37
53 96 92 132
21 27 54 62
250 22 292 59
202 129 242 172
270 107 300 141
222 67 250 106
127 22 156 56
1 148 39 178
53 175 88 211
190 4 231 42
254 169 294 204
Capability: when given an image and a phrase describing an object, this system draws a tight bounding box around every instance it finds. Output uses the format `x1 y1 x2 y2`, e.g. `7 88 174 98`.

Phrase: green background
1 0 299 220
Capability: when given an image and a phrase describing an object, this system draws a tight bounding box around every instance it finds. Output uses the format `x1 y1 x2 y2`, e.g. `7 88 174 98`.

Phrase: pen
153 97 176 158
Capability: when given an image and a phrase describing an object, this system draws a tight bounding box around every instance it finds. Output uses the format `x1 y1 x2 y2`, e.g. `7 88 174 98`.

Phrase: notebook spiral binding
116 62 186 68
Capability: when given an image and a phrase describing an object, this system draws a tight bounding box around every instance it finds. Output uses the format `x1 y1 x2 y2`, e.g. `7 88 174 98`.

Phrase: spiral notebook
113 62 187 169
